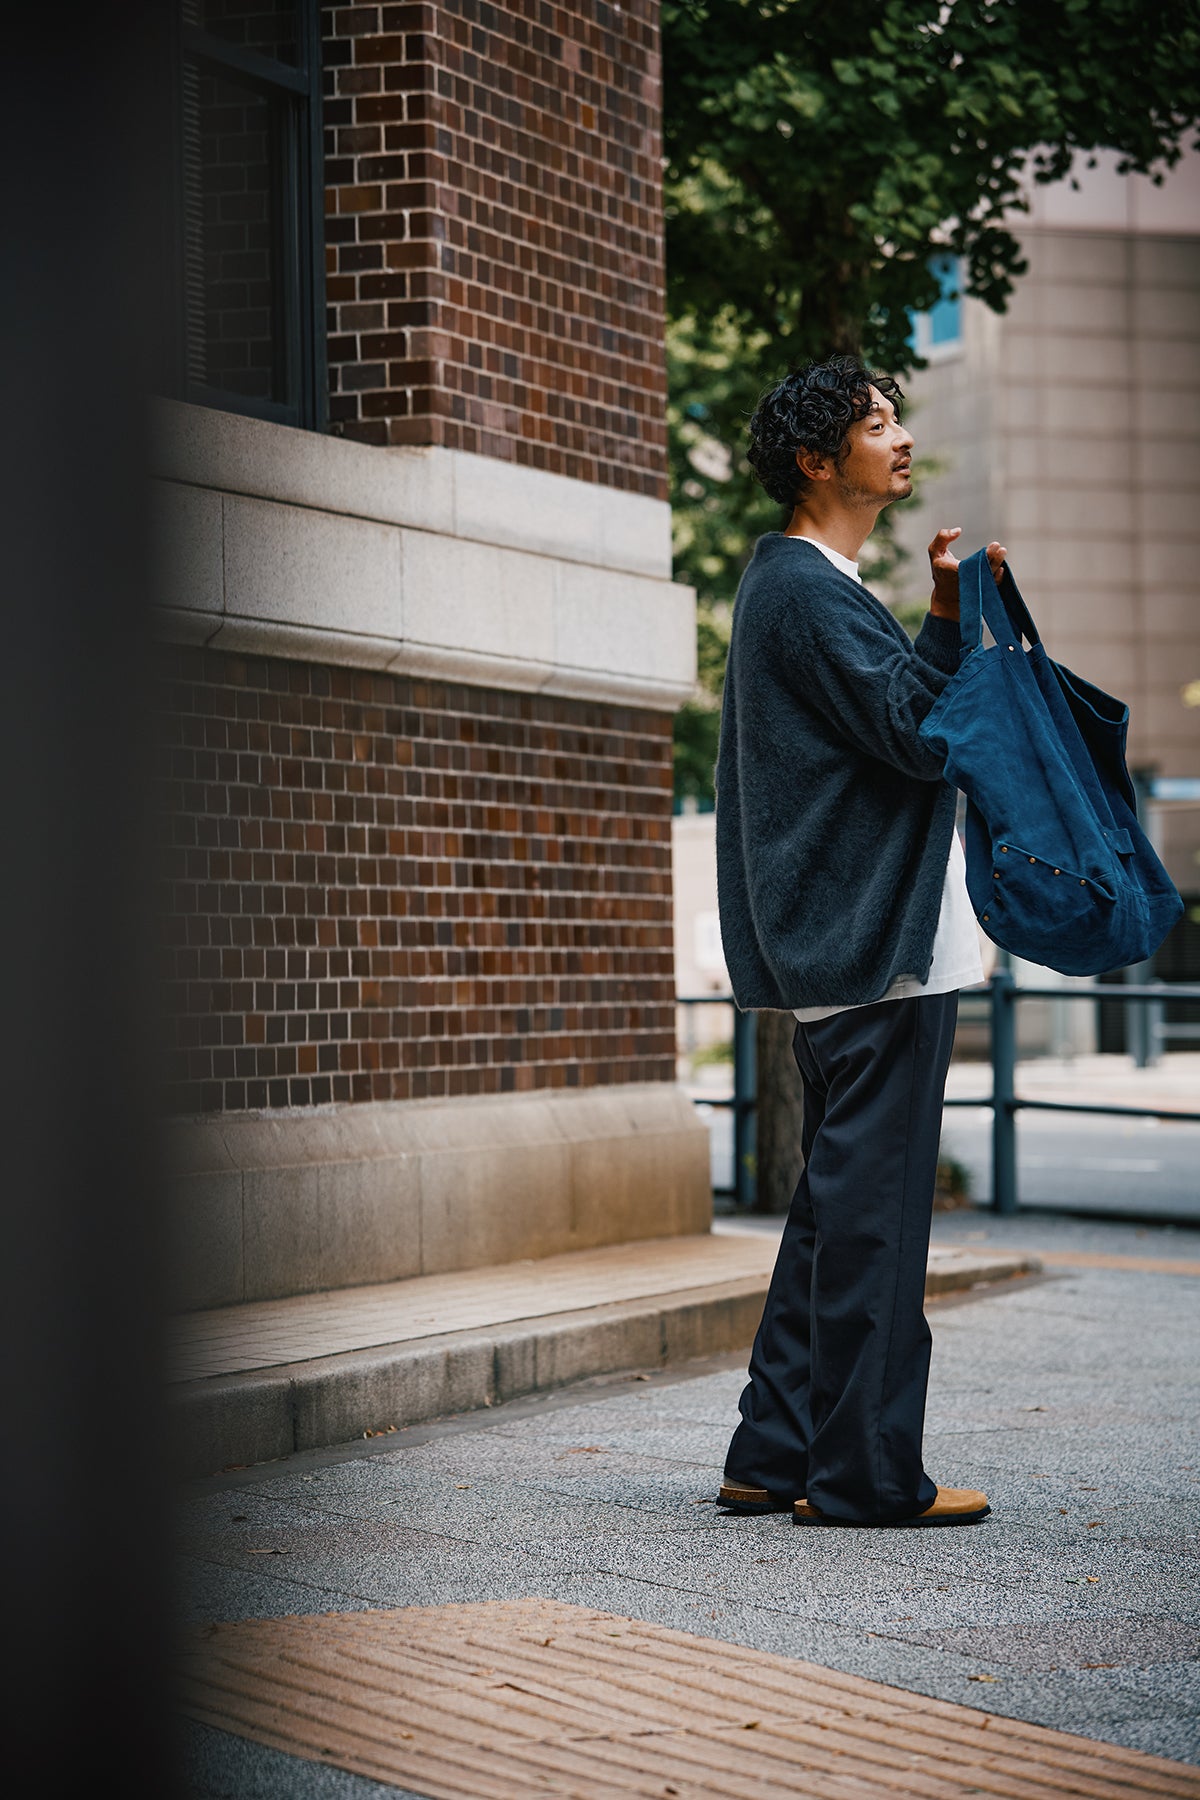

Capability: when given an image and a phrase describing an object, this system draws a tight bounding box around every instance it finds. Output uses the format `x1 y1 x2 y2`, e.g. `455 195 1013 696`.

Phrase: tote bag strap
958 548 1041 654
961 549 1128 841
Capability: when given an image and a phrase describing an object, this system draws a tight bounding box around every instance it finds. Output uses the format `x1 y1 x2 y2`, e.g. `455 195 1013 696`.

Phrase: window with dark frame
171 0 326 430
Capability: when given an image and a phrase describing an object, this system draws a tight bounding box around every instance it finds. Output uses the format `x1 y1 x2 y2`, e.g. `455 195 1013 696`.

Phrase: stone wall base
165 1083 712 1312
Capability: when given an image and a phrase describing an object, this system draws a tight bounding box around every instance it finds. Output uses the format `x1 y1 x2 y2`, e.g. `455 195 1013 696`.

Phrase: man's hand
928 528 1007 619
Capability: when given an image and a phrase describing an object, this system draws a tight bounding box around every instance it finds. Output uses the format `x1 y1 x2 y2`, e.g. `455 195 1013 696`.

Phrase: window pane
927 254 962 348
181 64 283 404
182 0 298 66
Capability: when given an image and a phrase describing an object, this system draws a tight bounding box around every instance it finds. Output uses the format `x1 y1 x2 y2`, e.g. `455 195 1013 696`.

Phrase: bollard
990 968 1018 1215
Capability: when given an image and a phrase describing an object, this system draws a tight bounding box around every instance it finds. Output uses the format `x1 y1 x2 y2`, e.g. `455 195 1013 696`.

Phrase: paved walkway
177 1212 1200 1797
180 1599 1199 1798
168 1230 1039 1479
944 1050 1200 1114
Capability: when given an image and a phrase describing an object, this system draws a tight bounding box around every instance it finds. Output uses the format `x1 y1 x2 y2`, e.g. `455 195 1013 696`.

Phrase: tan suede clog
793 1485 990 1527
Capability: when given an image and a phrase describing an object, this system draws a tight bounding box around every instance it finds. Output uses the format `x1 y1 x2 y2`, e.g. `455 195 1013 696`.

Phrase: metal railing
679 975 1200 1214
945 970 1200 1214
676 995 755 1207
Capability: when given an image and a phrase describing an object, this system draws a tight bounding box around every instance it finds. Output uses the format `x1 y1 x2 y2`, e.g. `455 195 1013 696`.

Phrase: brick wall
321 0 667 497
153 645 677 1114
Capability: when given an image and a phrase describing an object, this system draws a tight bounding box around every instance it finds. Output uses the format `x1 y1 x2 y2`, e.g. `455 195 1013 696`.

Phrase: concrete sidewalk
175 1211 1200 1797
169 1227 1040 1479
944 1049 1200 1113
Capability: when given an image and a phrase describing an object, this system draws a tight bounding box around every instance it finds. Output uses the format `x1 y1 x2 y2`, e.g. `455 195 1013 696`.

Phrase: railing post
990 968 1018 1215
1126 965 1152 1068
1148 976 1166 1062
1127 769 1157 1067
733 1007 757 1210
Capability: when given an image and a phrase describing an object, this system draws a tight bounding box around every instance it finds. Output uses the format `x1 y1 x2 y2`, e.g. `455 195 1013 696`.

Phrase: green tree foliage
665 0 1200 803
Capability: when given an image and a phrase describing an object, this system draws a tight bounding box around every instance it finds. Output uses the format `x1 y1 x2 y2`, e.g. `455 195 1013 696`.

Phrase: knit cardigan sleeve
770 583 962 782
912 608 963 675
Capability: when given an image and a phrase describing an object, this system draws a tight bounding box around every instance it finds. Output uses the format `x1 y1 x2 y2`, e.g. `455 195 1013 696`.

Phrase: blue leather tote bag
917 549 1182 976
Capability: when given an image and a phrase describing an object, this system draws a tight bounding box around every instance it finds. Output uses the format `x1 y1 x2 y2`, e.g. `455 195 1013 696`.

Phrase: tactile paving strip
177 1597 1200 1798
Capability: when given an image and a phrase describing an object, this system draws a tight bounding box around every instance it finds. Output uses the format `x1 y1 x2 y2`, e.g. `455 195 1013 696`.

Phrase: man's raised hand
928 528 1008 619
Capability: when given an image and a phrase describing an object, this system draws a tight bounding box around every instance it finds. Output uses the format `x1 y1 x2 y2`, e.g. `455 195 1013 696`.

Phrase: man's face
834 386 914 507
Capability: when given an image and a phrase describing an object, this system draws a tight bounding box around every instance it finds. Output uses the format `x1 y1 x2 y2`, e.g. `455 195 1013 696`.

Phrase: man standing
715 354 1005 1528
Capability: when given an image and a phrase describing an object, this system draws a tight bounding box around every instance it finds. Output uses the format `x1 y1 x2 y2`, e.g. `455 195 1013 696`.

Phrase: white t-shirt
786 536 985 1022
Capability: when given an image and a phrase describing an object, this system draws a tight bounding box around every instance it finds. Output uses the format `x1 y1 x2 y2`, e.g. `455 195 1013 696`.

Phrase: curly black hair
746 354 905 508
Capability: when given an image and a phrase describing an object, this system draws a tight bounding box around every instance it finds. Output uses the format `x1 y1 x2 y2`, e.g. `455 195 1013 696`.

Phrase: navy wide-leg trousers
724 989 959 1523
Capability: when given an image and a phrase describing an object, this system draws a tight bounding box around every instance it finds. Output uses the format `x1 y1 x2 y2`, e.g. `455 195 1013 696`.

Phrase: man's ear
795 445 829 484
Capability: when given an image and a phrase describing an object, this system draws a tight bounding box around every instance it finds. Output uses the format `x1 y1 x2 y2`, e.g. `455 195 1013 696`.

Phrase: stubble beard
839 473 913 511
874 473 915 507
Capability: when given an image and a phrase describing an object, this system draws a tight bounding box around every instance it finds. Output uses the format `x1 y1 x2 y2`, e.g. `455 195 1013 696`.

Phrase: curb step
170 1241 1041 1479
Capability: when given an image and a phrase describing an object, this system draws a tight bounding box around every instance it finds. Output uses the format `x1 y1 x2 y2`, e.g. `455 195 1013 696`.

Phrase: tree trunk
753 1011 805 1213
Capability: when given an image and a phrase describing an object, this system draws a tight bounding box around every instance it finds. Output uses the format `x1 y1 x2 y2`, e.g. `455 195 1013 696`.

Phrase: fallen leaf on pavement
1083 1662 1116 1669
968 1674 999 1683
1086 1575 1100 1583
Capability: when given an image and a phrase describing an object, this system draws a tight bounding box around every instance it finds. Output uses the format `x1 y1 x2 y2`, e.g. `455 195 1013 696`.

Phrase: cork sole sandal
718 1480 796 1515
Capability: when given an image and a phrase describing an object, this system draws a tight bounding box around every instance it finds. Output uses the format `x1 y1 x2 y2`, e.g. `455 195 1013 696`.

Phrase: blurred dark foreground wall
0 8 182 1794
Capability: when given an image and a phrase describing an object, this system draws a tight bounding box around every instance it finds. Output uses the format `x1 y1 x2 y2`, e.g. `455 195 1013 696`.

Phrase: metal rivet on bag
1028 855 1035 862
1008 644 1015 651
1000 846 1008 853
1080 878 1086 885
1054 868 1060 875
983 913 990 921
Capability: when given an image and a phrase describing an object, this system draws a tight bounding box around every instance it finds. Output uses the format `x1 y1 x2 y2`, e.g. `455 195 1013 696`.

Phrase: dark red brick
321 0 666 498
152 642 676 1114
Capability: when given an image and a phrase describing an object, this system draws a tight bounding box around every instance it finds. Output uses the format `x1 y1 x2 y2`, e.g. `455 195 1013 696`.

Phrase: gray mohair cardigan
714 532 967 1012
